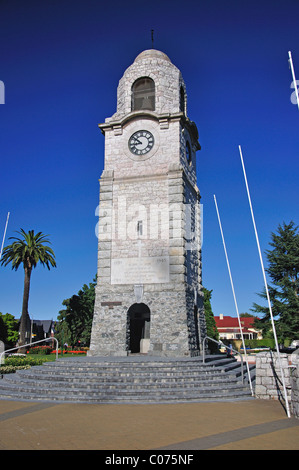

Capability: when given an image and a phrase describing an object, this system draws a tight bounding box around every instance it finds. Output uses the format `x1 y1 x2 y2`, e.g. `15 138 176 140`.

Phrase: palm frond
0 228 56 271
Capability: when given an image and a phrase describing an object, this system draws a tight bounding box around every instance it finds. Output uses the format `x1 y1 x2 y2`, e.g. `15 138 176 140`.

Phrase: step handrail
0 337 59 364
202 336 244 384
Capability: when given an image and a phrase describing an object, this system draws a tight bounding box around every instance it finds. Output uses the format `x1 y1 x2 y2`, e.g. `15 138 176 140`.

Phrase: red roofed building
214 314 262 341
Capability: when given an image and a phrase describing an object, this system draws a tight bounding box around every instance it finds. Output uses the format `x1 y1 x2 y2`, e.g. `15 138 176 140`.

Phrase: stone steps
1 373 242 388
0 355 255 404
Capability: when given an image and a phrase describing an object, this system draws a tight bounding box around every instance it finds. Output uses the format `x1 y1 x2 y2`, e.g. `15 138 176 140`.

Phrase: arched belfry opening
131 77 155 111
127 303 151 354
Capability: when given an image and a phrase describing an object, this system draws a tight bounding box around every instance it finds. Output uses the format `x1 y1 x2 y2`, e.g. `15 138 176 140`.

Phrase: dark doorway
127 303 150 353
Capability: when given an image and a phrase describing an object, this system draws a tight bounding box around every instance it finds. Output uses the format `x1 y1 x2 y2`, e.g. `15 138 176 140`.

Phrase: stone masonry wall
89 163 205 357
290 353 299 418
255 352 291 402
109 50 186 121
255 351 299 419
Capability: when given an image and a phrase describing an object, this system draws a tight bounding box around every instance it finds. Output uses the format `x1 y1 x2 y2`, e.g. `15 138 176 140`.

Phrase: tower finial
151 29 154 49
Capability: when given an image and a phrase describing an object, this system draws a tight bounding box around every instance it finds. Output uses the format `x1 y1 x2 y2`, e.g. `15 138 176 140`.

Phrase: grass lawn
27 352 86 362
27 352 87 362
0 352 87 374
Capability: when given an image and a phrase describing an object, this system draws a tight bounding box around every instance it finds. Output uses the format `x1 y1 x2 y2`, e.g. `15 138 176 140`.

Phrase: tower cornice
98 111 200 150
99 110 183 133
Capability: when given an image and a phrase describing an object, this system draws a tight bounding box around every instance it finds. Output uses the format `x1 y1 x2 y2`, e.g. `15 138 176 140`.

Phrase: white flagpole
288 51 299 111
213 195 253 396
238 145 291 418
0 212 10 261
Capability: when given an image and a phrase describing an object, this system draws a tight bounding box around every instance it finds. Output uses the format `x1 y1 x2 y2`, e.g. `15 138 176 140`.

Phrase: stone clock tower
89 49 206 357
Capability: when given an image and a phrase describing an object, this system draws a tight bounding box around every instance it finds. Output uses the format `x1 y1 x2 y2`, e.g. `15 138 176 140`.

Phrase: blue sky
0 0 298 321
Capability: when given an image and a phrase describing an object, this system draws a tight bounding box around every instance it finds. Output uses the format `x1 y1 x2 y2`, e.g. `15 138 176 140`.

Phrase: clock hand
133 138 142 145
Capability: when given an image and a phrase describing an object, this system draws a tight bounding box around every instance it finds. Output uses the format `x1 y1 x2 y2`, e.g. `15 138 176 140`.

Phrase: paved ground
0 398 298 450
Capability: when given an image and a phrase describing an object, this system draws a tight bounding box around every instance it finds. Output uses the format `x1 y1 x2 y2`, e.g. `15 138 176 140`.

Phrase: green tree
252 221 299 341
1 229 56 349
56 277 96 347
202 287 219 340
0 313 19 346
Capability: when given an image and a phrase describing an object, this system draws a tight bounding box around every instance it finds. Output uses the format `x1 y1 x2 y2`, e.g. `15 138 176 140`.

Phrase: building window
180 86 185 113
186 141 192 165
132 77 155 111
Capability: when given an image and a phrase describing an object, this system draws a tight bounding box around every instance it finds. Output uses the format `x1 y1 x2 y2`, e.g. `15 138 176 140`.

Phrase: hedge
244 339 276 349
0 365 31 374
0 355 45 374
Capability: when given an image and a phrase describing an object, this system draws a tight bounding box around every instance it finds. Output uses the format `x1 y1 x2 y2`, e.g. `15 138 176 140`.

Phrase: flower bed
28 345 52 355
50 350 87 355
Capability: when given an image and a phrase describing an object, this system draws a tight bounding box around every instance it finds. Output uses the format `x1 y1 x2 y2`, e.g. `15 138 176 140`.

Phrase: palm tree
1 229 56 350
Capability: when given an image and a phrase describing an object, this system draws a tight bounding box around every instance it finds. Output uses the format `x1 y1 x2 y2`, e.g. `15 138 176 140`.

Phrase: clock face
128 130 154 155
